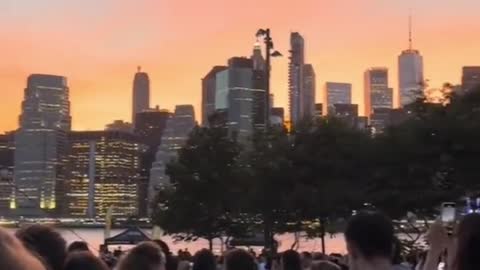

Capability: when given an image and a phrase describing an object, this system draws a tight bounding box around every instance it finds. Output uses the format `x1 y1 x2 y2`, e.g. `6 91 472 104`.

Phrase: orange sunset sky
1 0 480 133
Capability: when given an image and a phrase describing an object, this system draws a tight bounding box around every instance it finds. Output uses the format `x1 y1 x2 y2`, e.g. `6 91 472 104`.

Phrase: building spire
408 10 413 50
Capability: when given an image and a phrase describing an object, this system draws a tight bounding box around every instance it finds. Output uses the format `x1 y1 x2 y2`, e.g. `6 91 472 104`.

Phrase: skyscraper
324 82 352 114
303 64 316 119
364 68 392 116
0 132 14 213
105 120 133 133
370 108 408 135
148 105 196 212
67 131 146 218
271 107 285 126
202 66 227 126
134 107 172 149
134 107 172 216
14 74 71 215
288 32 305 125
173 105 196 138
461 66 480 92
132 66 150 125
314 104 323 119
398 14 424 107
251 43 266 71
215 57 266 139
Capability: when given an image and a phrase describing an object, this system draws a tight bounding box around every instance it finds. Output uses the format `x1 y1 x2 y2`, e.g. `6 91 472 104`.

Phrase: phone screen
441 202 456 223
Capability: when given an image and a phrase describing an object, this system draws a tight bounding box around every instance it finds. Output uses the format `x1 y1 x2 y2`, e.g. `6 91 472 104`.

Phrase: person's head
301 252 312 269
0 227 45 270
312 253 327 261
15 224 67 270
64 251 109 270
454 213 480 270
117 242 165 270
153 240 178 270
193 249 216 270
225 249 256 270
345 212 394 264
153 239 171 256
178 260 191 270
67 241 90 253
281 250 302 270
310 261 341 270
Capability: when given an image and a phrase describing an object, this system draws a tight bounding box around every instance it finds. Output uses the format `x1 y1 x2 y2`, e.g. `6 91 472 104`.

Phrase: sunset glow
1 0 480 132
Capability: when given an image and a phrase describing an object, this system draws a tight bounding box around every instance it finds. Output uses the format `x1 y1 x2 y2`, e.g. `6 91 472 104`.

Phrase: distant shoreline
0 219 152 229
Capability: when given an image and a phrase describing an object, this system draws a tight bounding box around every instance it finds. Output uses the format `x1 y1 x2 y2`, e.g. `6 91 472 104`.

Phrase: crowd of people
1 212 479 270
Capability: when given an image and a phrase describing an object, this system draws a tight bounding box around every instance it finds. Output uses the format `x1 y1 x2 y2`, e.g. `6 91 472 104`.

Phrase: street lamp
256 28 282 128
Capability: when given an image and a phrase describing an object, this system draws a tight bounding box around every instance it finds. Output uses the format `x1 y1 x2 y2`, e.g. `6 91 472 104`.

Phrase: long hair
454 214 480 270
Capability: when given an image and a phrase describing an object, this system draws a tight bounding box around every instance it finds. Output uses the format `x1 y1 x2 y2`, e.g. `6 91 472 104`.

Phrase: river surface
7 228 348 254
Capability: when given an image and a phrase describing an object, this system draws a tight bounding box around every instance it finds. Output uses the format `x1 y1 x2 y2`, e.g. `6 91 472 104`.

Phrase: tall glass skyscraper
288 32 305 125
251 43 266 72
398 15 424 107
14 74 71 216
215 57 266 139
398 51 423 107
202 66 227 126
364 68 392 116
302 64 316 118
132 66 150 125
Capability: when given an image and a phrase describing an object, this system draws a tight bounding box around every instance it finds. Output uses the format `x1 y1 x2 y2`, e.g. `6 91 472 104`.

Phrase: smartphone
441 202 456 224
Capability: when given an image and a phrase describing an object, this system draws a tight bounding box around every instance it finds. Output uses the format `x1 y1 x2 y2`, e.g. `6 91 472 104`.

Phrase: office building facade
134 108 172 149
364 68 392 116
215 57 266 139
67 131 146 218
325 82 352 114
0 132 14 213
202 66 227 126
14 74 71 216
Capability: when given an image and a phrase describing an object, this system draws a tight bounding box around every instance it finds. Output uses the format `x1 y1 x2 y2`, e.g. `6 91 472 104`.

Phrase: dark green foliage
152 85 480 250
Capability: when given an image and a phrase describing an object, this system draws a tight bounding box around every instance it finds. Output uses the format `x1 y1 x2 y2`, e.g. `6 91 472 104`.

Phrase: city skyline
2 0 480 132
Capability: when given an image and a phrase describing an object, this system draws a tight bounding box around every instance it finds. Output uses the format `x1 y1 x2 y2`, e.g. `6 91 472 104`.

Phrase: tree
290 117 371 253
242 125 294 251
368 85 480 219
152 125 246 250
365 85 480 252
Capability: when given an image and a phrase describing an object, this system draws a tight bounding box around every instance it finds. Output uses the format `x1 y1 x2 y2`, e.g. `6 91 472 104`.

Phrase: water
8 228 348 254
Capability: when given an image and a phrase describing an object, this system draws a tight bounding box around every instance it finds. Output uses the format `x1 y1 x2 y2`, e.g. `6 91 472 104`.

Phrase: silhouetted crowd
1 212 479 270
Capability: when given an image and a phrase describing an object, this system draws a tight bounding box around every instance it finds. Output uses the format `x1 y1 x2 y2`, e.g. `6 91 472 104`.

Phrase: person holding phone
423 213 480 270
